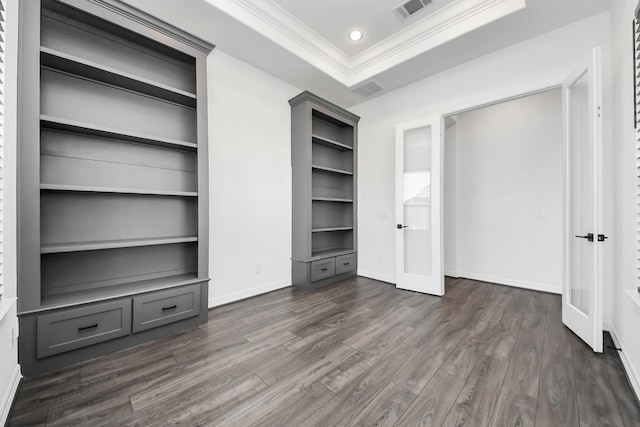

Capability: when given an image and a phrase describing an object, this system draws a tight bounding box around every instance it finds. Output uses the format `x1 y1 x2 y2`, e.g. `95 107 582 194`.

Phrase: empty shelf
311 227 353 233
312 134 353 151
41 236 198 254
41 47 197 108
40 184 197 197
41 115 198 150
312 197 353 203
36 274 207 313
312 165 353 175
311 248 355 260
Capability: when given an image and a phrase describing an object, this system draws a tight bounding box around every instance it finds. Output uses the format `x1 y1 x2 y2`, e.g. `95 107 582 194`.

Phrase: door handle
597 234 608 242
78 323 98 331
397 224 409 229
575 233 594 242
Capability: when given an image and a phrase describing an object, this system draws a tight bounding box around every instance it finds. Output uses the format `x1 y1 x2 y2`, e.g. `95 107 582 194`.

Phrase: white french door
395 116 444 296
562 48 603 353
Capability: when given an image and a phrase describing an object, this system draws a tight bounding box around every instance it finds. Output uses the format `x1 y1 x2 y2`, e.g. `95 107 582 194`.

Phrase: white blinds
635 15 640 292
0 0 5 302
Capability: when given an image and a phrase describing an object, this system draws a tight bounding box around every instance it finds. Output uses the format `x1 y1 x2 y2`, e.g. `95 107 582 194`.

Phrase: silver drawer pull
78 323 98 331
321 268 328 272
343 262 350 265
162 304 178 311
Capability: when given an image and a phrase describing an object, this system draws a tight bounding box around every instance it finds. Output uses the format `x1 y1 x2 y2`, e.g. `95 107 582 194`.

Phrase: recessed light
349 30 363 41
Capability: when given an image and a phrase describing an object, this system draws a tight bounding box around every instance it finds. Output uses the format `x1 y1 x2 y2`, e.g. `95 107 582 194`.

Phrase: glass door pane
403 125 432 277
569 70 592 316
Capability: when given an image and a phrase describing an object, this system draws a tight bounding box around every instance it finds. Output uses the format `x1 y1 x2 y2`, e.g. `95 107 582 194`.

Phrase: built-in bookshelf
290 92 360 288
17 0 213 375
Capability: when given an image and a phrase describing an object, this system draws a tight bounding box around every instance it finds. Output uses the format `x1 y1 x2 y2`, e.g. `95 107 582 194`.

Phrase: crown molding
206 0 526 87
204 0 350 82
61 0 216 53
289 90 361 123
346 0 527 84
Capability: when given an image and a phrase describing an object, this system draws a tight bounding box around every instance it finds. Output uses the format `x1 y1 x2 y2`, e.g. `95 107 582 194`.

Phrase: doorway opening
443 88 564 295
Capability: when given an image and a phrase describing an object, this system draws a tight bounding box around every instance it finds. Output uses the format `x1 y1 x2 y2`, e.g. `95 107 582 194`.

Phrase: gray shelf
312 165 353 176
310 248 356 260
311 226 353 233
41 236 198 254
40 184 197 197
40 47 197 108
18 0 212 377
312 134 353 151
36 274 204 314
312 197 353 203
40 115 198 151
291 92 359 288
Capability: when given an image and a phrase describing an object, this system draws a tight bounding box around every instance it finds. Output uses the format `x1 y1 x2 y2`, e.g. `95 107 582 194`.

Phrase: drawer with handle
310 258 336 282
132 284 201 333
36 299 131 359
335 254 356 275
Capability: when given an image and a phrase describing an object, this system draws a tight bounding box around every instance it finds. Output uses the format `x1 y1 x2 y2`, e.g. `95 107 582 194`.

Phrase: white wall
608 0 640 399
444 90 563 293
1 0 22 424
352 13 611 298
207 50 300 307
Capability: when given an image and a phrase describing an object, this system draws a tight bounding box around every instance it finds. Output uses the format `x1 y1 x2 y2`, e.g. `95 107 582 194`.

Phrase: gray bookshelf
17 0 213 375
289 92 360 289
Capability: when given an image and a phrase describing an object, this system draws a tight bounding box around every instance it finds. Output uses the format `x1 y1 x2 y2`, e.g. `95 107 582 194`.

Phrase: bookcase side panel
17 0 43 312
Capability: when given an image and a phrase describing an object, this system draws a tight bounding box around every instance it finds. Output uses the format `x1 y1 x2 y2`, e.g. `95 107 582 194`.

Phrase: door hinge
597 106 602 118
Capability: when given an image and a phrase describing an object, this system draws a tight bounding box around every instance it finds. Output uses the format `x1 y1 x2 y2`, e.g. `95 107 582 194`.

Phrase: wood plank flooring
8 277 640 427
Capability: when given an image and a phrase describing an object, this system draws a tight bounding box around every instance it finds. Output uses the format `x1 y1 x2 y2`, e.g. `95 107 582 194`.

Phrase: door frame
440 86 563 288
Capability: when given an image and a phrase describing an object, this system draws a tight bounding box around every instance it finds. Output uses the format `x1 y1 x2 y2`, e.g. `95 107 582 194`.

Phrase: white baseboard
357 270 395 285
604 323 640 403
0 364 21 427
208 280 291 308
356 270 560 294
456 271 561 294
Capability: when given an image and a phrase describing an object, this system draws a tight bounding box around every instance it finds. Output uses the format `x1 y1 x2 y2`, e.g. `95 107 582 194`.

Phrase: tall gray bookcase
17 0 213 375
290 92 360 289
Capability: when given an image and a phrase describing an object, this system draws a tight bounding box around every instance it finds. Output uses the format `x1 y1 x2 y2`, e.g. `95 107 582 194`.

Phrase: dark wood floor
8 277 640 426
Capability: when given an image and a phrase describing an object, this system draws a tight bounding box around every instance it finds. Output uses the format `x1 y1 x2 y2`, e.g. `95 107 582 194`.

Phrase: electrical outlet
255 263 262 274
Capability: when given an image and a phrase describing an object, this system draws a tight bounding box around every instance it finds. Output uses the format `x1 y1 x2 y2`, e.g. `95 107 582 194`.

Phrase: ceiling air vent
352 81 384 97
393 0 433 19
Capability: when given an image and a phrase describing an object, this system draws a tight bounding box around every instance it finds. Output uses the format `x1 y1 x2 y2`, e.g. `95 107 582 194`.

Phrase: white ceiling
122 0 611 108
269 0 458 57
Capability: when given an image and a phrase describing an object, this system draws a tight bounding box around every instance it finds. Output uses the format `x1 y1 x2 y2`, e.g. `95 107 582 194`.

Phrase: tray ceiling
204 0 527 86
121 0 612 107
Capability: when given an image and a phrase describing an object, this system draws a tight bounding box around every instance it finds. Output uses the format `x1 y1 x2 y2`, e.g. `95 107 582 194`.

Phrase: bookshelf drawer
311 258 336 282
132 284 201 333
36 299 131 358
335 254 356 275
